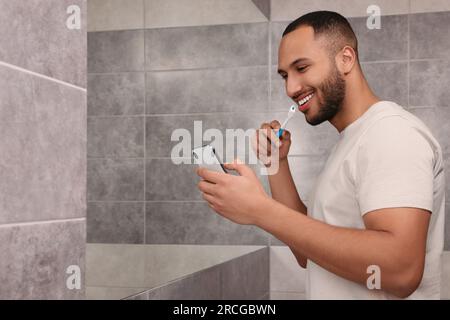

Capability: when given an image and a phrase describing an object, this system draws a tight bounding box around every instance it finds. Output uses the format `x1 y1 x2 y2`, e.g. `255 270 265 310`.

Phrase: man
196 11 445 299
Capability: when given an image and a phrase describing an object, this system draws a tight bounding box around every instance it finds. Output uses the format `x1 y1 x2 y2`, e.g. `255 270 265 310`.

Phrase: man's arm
255 200 430 298
267 158 308 268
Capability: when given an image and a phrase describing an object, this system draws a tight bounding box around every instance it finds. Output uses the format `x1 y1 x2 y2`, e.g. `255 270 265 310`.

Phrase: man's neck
329 78 380 133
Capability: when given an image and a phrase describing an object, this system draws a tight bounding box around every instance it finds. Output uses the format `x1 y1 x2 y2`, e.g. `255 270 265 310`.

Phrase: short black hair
283 11 358 58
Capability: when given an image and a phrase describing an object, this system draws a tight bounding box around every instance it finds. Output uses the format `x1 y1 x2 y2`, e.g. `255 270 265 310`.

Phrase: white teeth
298 93 314 106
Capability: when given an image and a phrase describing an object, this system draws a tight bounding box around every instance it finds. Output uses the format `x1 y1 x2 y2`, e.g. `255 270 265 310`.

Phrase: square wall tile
410 11 450 59
88 0 144 32
361 62 408 107
88 73 145 116
87 202 145 244
0 220 85 299
145 23 268 70
349 14 408 62
0 0 86 87
87 158 145 201
410 60 450 107
88 30 144 73
145 202 269 245
0 67 86 224
87 116 144 158
145 66 269 114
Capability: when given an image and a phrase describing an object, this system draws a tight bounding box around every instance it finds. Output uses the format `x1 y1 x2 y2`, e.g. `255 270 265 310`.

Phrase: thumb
224 158 254 177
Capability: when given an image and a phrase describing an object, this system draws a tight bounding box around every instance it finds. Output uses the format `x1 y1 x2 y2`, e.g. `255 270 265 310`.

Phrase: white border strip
0 60 86 92
0 217 85 228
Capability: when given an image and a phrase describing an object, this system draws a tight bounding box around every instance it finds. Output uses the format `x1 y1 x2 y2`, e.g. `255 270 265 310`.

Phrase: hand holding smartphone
192 144 228 174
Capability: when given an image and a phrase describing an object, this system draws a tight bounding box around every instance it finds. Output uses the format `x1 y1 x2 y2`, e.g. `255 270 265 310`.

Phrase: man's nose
286 78 303 100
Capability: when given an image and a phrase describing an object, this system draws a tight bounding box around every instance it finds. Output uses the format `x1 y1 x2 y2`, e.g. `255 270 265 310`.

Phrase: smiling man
196 11 445 299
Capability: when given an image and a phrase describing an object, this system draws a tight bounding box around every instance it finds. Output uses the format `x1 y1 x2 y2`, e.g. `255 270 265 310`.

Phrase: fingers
197 179 216 195
196 167 228 184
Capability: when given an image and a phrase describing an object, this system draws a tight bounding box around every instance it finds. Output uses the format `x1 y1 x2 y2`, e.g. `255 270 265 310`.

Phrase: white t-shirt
306 101 446 299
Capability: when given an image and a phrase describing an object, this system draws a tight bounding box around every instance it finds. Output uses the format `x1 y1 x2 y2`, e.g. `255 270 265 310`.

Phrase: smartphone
192 144 228 174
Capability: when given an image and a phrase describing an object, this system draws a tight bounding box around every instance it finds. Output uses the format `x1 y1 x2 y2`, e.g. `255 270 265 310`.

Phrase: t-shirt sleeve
355 116 435 216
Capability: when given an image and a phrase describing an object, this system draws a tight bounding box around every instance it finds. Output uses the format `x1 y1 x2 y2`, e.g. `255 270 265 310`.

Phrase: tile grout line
143 0 147 246
0 61 86 92
0 217 86 229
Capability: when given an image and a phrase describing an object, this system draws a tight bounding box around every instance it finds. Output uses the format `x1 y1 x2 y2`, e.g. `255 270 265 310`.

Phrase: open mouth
298 92 314 111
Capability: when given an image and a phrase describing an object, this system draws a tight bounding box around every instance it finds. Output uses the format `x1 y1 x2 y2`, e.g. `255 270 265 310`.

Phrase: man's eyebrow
277 58 311 74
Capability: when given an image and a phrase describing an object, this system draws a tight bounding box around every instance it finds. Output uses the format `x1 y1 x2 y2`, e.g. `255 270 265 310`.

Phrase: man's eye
297 66 308 73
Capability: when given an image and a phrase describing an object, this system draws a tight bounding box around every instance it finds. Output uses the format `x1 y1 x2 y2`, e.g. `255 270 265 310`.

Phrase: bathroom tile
270 291 306 300
88 0 144 32
145 202 269 245
408 107 450 155
145 66 269 114
145 23 268 70
144 0 267 28
410 11 450 59
146 113 269 159
146 158 203 201
361 62 408 107
87 116 144 157
87 158 145 201
349 14 408 62
87 73 145 116
221 247 269 299
87 202 145 244
0 0 86 87
271 22 290 65
442 251 450 299
88 30 144 73
445 202 450 251
0 219 85 299
85 243 146 287
143 245 265 288
147 266 221 300
270 246 306 292
0 65 35 123
0 70 86 224
411 0 450 14
270 0 409 21
410 60 450 107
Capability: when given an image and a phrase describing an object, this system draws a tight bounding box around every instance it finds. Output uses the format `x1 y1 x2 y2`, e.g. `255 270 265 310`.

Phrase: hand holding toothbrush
252 104 296 165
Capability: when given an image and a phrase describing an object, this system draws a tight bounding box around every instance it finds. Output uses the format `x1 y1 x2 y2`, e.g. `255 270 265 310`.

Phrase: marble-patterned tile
88 30 144 73
87 202 145 244
145 23 268 70
0 0 86 87
87 116 144 158
88 0 144 32
88 73 145 116
0 220 85 299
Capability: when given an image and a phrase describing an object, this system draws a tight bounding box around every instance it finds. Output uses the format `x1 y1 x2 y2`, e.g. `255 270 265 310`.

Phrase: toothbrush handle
277 128 284 138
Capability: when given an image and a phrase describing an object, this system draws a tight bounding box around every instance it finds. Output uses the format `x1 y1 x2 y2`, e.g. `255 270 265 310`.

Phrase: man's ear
336 45 357 75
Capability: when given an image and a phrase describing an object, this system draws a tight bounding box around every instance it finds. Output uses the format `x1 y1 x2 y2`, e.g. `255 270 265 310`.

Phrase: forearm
268 158 308 267
268 158 307 214
256 199 422 298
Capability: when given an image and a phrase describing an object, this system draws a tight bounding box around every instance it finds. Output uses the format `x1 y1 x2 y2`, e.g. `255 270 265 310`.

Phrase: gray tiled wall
0 0 87 299
87 2 449 255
